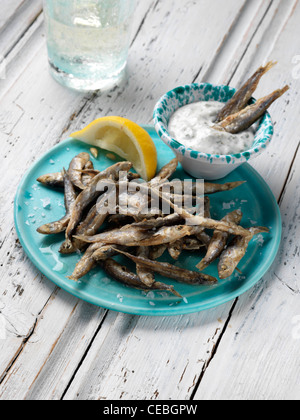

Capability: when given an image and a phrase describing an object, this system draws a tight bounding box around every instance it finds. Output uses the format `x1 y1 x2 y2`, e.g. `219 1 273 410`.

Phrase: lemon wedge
70 116 157 181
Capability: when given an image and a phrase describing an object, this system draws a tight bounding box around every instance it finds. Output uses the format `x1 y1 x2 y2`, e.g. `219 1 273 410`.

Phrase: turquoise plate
14 126 282 316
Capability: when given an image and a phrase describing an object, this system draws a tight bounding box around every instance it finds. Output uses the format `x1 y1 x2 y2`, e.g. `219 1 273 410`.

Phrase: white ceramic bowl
153 83 274 180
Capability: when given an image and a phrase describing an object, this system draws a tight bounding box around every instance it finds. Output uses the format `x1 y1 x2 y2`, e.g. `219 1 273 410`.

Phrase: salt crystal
49 159 55 165
222 201 236 210
149 301 156 306
101 277 111 285
158 292 169 299
117 294 124 303
41 197 51 209
183 297 188 304
255 234 265 247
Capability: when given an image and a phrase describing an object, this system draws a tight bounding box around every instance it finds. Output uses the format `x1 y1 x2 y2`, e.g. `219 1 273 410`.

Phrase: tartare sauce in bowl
168 101 255 156
153 83 274 180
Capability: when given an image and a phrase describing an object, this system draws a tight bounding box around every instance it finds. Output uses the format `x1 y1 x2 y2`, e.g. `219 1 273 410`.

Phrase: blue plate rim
14 125 282 316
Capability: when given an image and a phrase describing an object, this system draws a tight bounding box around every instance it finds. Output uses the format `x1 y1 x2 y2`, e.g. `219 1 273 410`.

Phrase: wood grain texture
0 0 27 33
63 307 232 400
0 0 299 401
0 0 42 59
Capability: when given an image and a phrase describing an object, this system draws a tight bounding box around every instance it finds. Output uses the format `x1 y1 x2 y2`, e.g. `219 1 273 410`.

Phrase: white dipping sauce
168 101 255 155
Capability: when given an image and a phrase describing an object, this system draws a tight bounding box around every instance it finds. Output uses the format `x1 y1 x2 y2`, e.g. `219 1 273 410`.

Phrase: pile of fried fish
36 154 269 299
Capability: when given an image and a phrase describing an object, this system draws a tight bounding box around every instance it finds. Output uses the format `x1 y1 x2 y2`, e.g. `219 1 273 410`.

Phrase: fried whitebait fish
37 169 77 234
35 149 272 302
215 61 277 123
68 152 91 190
37 172 64 188
101 259 182 298
197 209 243 271
214 86 289 134
218 226 270 279
64 161 132 246
113 249 218 286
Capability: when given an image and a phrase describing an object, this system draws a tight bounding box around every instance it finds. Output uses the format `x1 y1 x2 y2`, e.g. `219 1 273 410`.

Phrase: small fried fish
114 249 218 286
218 226 269 279
37 172 64 188
68 152 91 190
215 61 277 123
197 209 243 271
101 259 182 298
214 86 289 134
37 169 77 235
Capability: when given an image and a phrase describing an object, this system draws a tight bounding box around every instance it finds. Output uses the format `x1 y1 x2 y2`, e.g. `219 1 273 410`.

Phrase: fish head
218 262 234 279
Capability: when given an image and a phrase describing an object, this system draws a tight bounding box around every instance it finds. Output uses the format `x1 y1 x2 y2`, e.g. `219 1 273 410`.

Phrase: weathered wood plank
0 0 26 34
0 0 42 59
204 0 281 85
0 291 107 400
63 307 232 400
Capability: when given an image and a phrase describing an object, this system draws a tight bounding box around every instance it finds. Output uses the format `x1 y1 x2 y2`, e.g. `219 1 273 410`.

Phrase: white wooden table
0 0 299 401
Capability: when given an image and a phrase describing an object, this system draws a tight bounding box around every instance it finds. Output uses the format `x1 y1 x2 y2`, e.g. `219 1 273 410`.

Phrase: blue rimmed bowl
153 83 274 180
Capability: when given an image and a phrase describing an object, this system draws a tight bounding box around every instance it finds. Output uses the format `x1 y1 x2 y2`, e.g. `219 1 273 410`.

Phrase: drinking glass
43 0 136 91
